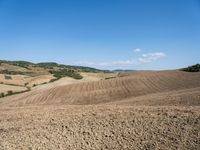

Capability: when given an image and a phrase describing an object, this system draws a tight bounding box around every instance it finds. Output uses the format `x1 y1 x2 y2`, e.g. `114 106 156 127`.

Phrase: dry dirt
0 71 200 150
0 74 55 95
1 71 200 106
80 72 118 80
0 63 28 72
0 106 199 150
0 74 54 87
26 75 55 87
0 84 27 95
0 74 28 86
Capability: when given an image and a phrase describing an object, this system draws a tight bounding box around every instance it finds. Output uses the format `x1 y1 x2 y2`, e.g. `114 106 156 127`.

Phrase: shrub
50 78 58 82
0 93 4 98
181 64 200 72
52 69 83 80
7 90 13 95
4 75 12 80
27 87 31 91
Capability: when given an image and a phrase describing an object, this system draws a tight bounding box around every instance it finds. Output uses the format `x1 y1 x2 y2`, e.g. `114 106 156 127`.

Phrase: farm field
1 71 200 106
1 0 199 149
0 61 104 95
0 105 199 150
0 84 27 95
0 70 199 149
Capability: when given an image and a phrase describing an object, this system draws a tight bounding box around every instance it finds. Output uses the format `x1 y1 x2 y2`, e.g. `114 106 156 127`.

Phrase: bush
52 69 83 80
4 75 12 80
27 87 31 91
0 93 4 98
49 78 58 82
181 64 200 72
7 90 13 95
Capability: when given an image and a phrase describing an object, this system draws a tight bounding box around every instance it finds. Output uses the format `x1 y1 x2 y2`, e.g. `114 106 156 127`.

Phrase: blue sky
0 0 200 70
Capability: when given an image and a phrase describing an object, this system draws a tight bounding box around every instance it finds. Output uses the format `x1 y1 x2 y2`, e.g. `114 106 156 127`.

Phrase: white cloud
134 48 142 53
139 52 166 63
75 52 166 68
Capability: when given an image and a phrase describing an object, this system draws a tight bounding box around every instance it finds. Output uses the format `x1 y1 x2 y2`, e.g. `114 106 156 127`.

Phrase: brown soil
0 74 28 86
26 75 55 87
0 71 200 150
0 84 27 94
0 106 199 150
1 71 200 106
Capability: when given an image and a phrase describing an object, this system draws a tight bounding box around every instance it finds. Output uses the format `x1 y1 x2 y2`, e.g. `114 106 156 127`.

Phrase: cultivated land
0 84 27 95
0 61 111 96
0 69 200 149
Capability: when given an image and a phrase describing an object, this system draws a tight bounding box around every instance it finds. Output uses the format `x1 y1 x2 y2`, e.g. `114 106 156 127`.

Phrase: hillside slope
0 70 200 150
1 71 200 106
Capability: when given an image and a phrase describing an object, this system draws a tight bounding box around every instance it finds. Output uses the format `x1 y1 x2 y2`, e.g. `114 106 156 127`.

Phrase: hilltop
0 60 108 75
181 64 200 72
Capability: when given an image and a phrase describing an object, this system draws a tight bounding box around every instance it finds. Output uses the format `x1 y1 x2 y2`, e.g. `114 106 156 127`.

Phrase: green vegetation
10 61 33 69
37 62 59 69
0 60 109 74
0 69 47 77
0 60 33 69
0 60 33 65
105 77 117 80
4 75 12 80
7 90 13 96
27 87 31 91
0 60 113 98
0 93 4 98
181 64 200 72
0 87 31 99
37 62 107 73
50 69 83 80
49 78 58 82
51 69 83 80
0 70 24 75
0 83 24 87
67 65 106 73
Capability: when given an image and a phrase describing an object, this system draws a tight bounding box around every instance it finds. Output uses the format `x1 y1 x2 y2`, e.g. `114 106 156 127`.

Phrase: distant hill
37 62 110 73
0 60 34 68
112 69 136 73
0 60 108 73
181 64 200 72
0 60 112 80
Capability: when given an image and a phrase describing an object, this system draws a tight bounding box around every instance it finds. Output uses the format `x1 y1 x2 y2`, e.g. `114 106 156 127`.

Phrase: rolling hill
1 70 200 106
0 65 200 150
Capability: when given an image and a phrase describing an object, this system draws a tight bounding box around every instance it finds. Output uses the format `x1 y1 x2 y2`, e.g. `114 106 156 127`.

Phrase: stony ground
0 105 199 150
0 71 200 150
